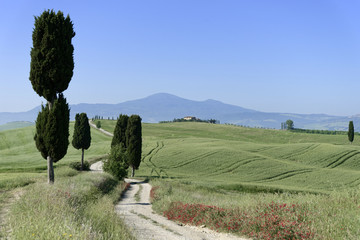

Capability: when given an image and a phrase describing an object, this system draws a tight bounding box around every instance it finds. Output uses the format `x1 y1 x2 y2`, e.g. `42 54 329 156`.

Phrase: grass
2 168 134 239
2 120 360 239
134 184 143 202
0 123 117 239
101 120 360 239
0 121 34 132
0 123 111 188
150 179 360 239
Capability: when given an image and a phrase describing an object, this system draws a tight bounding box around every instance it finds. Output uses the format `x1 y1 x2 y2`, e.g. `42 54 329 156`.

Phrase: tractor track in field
326 150 360 168
278 143 320 160
169 151 218 169
257 169 314 182
206 156 264 177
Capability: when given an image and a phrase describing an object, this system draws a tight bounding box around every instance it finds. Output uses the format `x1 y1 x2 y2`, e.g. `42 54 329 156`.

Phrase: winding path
90 122 248 240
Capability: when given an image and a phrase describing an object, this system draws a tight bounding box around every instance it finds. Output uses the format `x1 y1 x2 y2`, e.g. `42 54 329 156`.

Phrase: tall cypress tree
348 121 354 144
72 113 91 170
30 10 75 183
126 115 142 177
112 114 129 148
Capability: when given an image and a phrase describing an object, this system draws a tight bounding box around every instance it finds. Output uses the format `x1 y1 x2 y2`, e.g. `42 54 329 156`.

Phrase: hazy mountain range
0 93 358 131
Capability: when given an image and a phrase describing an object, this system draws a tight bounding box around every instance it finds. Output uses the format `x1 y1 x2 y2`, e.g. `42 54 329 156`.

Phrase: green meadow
101 121 360 194
103 121 360 238
2 120 360 239
0 123 111 189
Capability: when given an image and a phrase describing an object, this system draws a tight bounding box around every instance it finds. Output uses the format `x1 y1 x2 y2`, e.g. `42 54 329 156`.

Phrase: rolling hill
100 121 360 193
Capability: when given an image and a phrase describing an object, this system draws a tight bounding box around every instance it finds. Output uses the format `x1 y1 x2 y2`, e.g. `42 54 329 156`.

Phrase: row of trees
160 118 220 124
104 114 142 179
282 119 356 144
280 120 294 130
29 10 142 183
92 116 116 121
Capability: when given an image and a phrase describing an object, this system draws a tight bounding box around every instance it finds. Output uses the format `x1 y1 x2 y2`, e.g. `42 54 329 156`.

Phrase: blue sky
0 0 359 116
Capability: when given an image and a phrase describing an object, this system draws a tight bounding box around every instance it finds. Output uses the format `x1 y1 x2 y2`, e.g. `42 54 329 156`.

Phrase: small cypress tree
72 113 91 170
112 114 129 148
34 94 70 180
348 121 354 144
126 115 142 177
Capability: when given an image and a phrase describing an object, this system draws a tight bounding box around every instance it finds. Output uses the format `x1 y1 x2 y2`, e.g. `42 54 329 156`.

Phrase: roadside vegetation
0 123 113 238
149 179 360 239
2 167 134 239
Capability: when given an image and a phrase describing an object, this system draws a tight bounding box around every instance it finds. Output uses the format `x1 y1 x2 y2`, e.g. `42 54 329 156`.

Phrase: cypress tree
126 115 142 177
34 94 70 180
112 114 129 148
72 113 91 170
348 121 354 144
29 10 75 183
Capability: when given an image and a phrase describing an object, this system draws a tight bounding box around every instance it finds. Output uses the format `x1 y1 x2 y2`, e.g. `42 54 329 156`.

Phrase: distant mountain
70 93 256 123
0 107 40 126
0 93 359 131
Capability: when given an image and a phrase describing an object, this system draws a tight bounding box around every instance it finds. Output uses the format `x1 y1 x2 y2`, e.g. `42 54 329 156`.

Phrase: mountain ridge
0 93 358 131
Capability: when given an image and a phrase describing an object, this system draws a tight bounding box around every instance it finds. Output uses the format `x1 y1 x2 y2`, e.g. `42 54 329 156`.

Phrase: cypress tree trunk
47 97 55 183
131 166 135 177
81 148 84 171
47 156 54 184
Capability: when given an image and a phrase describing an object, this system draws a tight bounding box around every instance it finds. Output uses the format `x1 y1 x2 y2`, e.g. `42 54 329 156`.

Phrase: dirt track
90 123 248 240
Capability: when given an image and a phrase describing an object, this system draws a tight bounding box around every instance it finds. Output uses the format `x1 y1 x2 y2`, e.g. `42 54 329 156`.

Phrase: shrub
103 145 129 180
96 121 101 129
69 161 90 171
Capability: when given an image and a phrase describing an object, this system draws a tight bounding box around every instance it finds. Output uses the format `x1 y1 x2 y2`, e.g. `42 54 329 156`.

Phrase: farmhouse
183 116 196 121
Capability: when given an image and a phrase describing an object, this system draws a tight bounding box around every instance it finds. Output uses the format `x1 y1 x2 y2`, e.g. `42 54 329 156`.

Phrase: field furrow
326 150 359 168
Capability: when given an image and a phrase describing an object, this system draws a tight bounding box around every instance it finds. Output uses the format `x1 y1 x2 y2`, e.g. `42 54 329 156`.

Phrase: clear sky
0 0 359 116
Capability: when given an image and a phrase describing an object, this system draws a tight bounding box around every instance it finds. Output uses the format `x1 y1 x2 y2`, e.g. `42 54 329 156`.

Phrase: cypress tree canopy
126 115 142 170
34 94 70 162
29 10 75 101
348 121 354 143
72 113 91 150
112 114 129 148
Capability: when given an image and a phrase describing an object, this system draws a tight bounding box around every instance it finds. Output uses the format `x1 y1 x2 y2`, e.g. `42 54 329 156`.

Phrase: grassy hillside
2 120 360 239
2 120 359 193
102 120 360 193
0 123 111 189
0 121 34 132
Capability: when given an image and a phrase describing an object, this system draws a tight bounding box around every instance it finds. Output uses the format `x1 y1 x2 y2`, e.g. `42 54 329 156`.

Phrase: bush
96 121 101 129
103 145 129 180
69 161 90 171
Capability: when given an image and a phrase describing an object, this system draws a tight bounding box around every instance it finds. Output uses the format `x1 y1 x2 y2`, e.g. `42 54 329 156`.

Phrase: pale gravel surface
90 122 249 240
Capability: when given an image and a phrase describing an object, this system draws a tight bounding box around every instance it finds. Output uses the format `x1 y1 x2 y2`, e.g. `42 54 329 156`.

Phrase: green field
2 120 360 195
101 121 360 194
0 121 34 132
2 121 360 239
0 123 111 189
